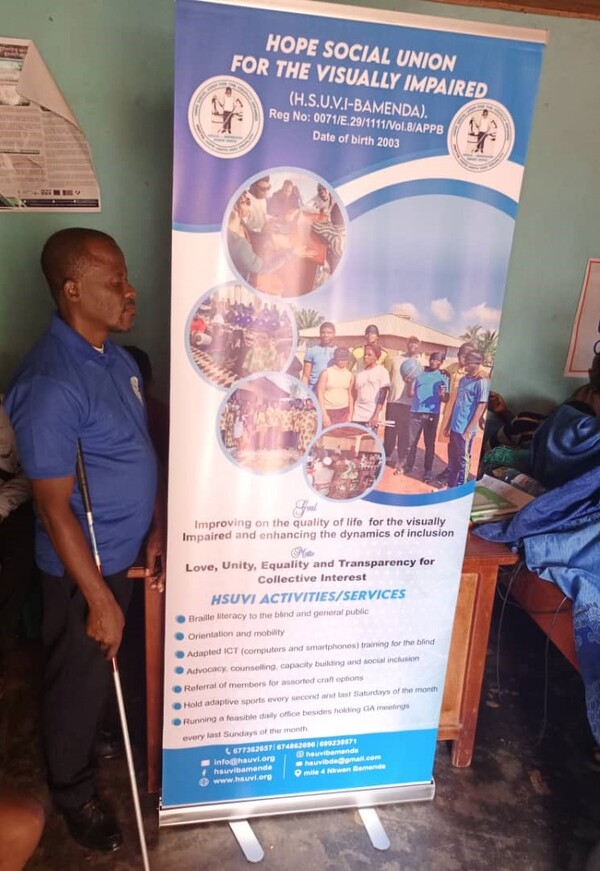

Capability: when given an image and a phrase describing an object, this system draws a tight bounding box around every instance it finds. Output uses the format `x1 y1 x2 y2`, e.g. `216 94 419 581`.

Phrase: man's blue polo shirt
450 374 489 436
5 313 157 576
304 344 336 389
411 370 448 415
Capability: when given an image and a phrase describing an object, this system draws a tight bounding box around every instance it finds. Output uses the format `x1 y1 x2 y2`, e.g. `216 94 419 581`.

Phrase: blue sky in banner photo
305 193 514 337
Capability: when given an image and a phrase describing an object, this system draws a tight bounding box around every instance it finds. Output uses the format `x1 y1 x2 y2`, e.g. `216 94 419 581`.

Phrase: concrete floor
2 582 600 871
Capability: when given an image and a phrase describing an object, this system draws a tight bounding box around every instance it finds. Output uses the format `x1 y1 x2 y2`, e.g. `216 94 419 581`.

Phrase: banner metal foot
358 807 391 851
229 820 264 863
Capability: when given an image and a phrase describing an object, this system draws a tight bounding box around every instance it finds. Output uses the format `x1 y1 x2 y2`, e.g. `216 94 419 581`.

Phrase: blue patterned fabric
475 404 600 742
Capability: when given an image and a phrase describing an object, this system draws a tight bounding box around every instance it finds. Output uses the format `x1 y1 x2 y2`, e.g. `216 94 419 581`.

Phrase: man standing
301 321 337 391
350 324 392 374
384 335 422 472
5 228 165 853
444 350 489 487
473 108 496 154
403 352 448 484
216 86 242 134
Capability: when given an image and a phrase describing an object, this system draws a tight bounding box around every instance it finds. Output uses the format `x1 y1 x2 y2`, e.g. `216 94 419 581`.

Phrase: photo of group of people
218 375 319 473
296 318 491 495
225 169 346 298
183 171 498 493
306 427 384 501
187 283 294 389
186 282 492 489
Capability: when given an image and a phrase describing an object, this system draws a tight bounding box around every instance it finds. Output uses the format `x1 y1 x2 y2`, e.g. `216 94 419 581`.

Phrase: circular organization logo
188 76 264 159
448 100 514 173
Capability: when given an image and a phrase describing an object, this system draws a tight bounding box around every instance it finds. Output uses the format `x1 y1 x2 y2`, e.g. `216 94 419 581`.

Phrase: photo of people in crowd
187 283 295 389
296 310 492 495
225 169 346 298
305 426 384 501
218 374 319 474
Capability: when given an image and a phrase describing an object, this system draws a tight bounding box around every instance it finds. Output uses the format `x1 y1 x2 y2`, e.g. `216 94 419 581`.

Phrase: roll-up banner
162 0 545 825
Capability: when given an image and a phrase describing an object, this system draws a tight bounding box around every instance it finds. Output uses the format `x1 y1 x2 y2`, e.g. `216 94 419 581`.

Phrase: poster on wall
0 37 100 211
163 0 545 824
564 259 600 377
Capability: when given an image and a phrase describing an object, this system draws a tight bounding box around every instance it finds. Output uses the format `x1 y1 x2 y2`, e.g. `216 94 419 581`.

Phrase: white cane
76 440 151 871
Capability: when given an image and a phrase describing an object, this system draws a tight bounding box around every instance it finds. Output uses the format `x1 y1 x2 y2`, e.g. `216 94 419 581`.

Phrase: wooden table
437 533 519 767
140 532 518 791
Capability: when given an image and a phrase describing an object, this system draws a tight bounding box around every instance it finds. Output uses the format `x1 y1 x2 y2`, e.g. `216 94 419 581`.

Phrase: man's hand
145 523 166 593
32 475 132 659
86 597 125 661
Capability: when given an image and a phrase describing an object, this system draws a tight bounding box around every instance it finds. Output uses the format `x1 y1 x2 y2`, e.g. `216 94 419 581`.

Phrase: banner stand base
160 780 435 827
230 820 264 863
358 807 390 851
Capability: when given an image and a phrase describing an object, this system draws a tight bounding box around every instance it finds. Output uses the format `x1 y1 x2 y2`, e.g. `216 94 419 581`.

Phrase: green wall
0 0 174 396
1 0 598 409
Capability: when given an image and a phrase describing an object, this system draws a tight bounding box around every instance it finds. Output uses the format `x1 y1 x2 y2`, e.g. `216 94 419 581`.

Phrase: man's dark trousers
384 402 411 462
41 569 133 810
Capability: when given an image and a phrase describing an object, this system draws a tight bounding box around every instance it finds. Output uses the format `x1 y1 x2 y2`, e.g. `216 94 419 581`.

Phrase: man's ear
63 278 80 303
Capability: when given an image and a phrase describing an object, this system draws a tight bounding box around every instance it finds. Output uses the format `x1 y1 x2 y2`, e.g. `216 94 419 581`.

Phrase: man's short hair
364 324 379 336
407 335 420 345
41 227 116 303
320 321 335 332
465 350 484 365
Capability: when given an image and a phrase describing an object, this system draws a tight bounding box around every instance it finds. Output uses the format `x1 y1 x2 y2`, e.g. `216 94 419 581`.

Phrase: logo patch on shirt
130 376 143 406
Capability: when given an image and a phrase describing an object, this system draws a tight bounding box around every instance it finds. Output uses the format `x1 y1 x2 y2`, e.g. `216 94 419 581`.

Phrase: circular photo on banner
186 283 296 390
217 374 320 474
188 75 264 159
448 99 514 173
305 425 385 501
224 168 347 298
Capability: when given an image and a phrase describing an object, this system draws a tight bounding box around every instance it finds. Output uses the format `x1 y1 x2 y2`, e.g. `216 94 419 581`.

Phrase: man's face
365 331 378 345
407 340 420 356
465 355 482 375
429 357 442 370
251 178 271 199
75 238 136 334
320 326 335 345
458 347 474 366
